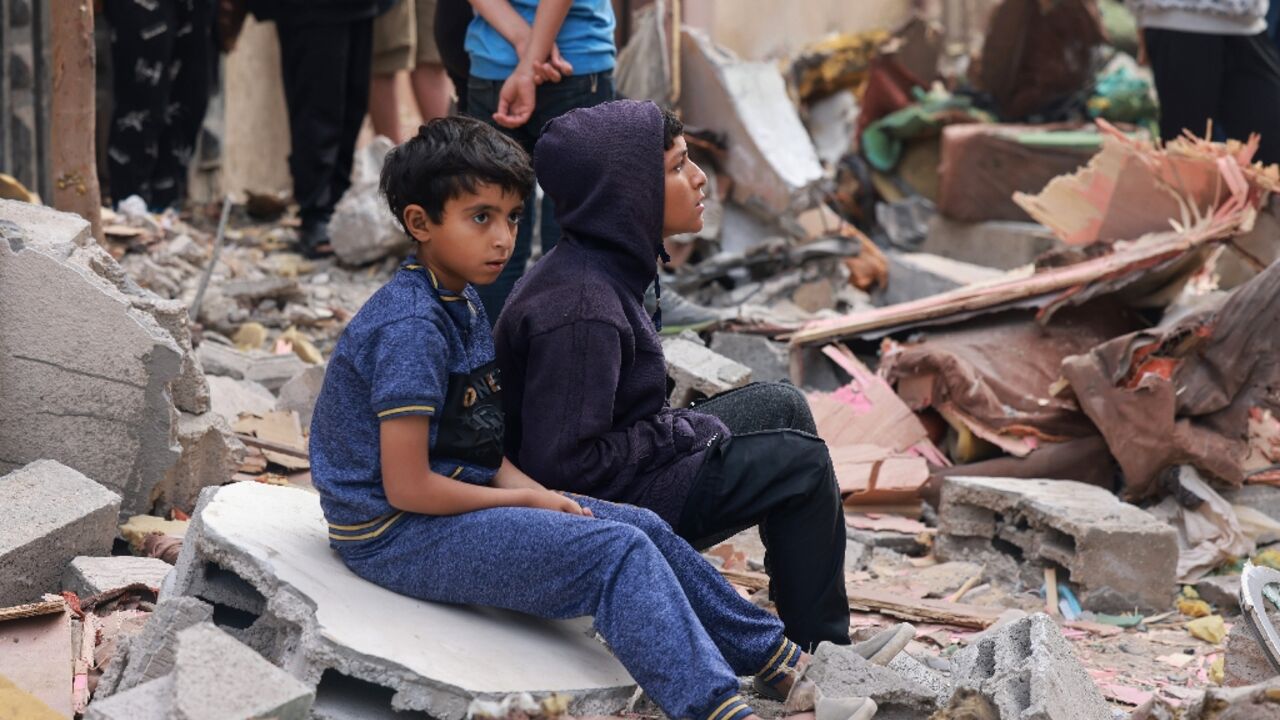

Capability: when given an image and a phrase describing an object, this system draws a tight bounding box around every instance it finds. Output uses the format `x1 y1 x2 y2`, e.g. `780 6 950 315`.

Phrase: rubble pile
6 0 1280 717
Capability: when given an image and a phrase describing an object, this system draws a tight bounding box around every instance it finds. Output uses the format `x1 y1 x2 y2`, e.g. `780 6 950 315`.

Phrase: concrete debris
96 596 214 697
936 476 1178 611
947 613 1111 720
679 28 824 217
164 482 636 719
62 556 173 598
329 137 410 266
0 200 186 521
708 332 790 384
206 375 278 426
220 275 302 302
0 460 121 606
276 365 327 429
802 641 941 719
196 340 308 391
1224 608 1280 687
1180 677 1280 719
1194 574 1242 613
90 622 314 720
153 412 246 516
661 337 752 408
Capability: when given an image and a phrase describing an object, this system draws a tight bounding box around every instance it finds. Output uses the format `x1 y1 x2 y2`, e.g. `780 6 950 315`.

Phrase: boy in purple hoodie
494 100 851 650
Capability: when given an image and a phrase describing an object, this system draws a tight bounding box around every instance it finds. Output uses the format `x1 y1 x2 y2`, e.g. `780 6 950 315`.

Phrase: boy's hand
533 44 574 85
495 65 537 128
523 488 594 517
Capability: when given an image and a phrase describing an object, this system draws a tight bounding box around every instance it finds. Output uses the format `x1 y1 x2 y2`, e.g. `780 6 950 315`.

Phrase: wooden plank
49 0 102 242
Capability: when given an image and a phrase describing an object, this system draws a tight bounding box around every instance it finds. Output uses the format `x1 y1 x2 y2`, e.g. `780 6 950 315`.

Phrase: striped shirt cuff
700 693 753 720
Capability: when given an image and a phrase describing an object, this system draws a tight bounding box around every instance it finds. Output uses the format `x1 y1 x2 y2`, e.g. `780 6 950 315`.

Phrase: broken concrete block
153 411 246 516
276 365 327 430
173 623 314 720
329 137 411 266
85 675 173 720
1195 574 1242 613
661 336 752 408
206 375 278 425
0 200 184 520
679 29 824 217
137 296 211 415
62 556 173 598
1223 484 1280 525
0 460 121 606
708 332 790 383
947 613 1110 720
195 341 307 391
920 215 1061 270
875 251 1005 306
167 482 636 719
803 641 941 718
96 596 214 697
936 477 1178 612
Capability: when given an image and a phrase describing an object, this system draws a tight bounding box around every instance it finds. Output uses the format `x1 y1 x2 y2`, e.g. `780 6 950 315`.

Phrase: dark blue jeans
466 70 615 324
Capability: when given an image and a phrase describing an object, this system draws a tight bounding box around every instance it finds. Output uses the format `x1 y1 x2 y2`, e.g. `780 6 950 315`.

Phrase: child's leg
572 497 803 683
336 508 753 720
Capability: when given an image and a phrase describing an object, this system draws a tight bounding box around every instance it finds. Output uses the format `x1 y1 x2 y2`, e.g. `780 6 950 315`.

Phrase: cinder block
84 675 173 720
97 596 214 697
708 332 789 383
804 641 940 718
172 623 313 720
947 613 1111 720
152 411 245 516
936 476 1178 612
0 460 121 605
662 337 751 407
62 556 173 598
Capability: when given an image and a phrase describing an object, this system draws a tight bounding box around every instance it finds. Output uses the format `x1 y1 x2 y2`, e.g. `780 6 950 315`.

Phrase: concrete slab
84 675 171 720
662 337 752 407
948 613 1110 720
62 556 173 598
0 200 184 520
679 29 824 217
0 460 121 605
173 623 313 720
206 375 277 425
276 365 327 429
936 477 1178 612
195 342 307 391
168 482 636 719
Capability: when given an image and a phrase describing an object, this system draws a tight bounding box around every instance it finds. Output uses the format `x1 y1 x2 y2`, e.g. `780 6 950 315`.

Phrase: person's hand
494 65 538 128
523 489 594 516
533 44 575 85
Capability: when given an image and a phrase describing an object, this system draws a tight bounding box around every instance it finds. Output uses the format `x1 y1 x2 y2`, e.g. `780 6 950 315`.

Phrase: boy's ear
403 204 433 243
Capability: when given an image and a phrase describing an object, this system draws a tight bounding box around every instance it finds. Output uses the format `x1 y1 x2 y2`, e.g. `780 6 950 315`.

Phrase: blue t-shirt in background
465 0 616 81
309 258 500 529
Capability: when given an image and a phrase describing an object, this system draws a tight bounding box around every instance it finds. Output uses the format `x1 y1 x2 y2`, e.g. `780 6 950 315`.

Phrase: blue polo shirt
465 0 616 81
309 258 500 531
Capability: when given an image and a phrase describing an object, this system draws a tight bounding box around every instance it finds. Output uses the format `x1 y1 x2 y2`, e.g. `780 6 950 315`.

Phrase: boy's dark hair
661 108 684 151
380 116 535 231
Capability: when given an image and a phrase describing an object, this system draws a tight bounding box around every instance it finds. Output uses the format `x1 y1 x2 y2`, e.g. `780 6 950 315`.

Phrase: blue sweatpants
332 495 797 720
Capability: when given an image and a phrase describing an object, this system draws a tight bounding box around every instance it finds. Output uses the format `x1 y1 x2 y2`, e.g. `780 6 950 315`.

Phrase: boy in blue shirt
308 116 814 720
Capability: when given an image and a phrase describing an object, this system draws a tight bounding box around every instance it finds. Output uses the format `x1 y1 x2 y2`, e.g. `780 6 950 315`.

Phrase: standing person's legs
410 0 453 121
433 0 472 113
151 0 215 209
104 0 178 207
676 429 849 650
335 18 375 206
278 21 351 234
1144 28 1225 144
1220 33 1280 164
369 0 416 143
337 507 756 720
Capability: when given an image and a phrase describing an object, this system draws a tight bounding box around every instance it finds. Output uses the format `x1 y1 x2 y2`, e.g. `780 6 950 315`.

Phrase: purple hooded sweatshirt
494 100 729 525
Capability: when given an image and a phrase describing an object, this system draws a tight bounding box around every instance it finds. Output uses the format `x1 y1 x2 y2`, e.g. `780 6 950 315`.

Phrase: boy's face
402 183 524 292
661 136 708 238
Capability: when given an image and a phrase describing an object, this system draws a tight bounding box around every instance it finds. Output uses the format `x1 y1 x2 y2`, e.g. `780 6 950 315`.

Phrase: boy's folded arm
519 321 677 493
380 416 584 516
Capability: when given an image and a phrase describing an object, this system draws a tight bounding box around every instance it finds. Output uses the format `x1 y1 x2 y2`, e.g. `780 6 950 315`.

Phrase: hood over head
535 99 667 298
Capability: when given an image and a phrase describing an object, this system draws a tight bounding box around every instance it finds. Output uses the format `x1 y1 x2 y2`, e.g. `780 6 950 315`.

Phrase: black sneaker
298 218 334 259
